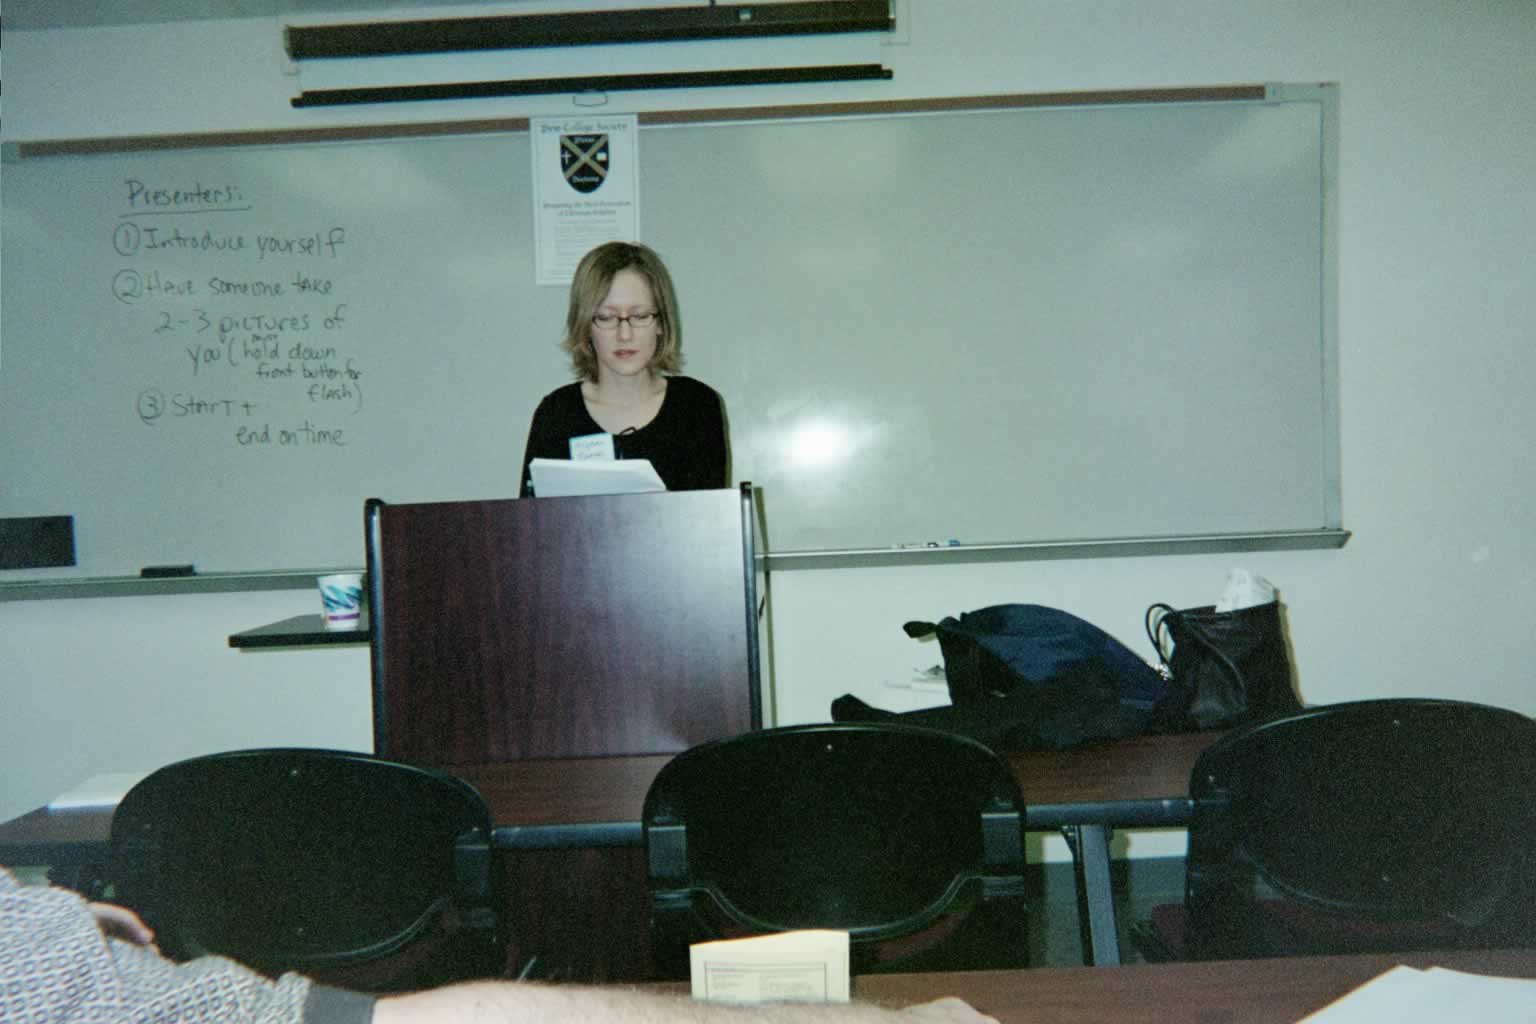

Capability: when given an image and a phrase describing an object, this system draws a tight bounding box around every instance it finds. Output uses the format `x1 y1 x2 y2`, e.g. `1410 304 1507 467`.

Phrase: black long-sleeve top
519 375 728 497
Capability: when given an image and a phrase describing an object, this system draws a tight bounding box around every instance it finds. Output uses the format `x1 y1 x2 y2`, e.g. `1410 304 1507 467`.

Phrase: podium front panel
368 489 760 763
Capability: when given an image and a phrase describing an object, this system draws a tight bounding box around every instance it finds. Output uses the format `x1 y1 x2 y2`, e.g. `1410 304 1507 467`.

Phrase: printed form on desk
1299 965 1536 1021
690 930 850 1005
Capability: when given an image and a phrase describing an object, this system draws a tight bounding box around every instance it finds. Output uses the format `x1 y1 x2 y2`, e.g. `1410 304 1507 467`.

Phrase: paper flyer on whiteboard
531 115 640 286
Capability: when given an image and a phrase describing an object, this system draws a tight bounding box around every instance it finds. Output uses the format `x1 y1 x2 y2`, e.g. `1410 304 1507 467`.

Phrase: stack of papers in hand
690 930 850 1005
529 458 665 498
1300 965 1536 1021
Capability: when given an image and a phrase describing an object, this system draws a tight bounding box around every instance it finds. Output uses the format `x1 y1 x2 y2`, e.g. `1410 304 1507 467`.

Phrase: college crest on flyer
560 133 610 194
531 115 640 286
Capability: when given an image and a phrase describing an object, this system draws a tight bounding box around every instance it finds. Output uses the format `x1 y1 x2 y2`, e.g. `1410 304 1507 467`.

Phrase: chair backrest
365 491 762 763
108 748 502 990
1185 698 1536 958
643 723 1029 975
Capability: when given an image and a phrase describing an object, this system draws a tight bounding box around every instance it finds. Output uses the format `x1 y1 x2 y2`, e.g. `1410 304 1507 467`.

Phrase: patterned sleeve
0 868 365 1024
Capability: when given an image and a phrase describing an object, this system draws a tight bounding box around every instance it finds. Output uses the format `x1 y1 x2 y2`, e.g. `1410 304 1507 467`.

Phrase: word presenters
115 177 360 449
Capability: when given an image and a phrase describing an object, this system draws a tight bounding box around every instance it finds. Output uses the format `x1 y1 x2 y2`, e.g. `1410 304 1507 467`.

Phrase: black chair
105 748 504 991
1131 699 1536 961
643 723 1029 976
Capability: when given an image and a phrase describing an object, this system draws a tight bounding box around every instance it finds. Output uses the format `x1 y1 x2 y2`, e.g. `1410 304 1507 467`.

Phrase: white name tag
568 432 616 461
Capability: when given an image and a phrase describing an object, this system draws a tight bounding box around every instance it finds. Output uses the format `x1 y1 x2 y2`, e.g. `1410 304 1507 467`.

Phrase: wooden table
666 949 1536 1024
0 730 1220 975
449 728 1219 833
460 730 1223 967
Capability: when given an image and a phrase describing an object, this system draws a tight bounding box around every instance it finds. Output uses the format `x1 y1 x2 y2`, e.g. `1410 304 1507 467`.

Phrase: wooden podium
363 485 768 981
365 485 765 764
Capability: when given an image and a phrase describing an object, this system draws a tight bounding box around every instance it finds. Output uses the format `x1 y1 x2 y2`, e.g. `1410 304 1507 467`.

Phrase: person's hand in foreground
373 983 999 1024
89 900 158 950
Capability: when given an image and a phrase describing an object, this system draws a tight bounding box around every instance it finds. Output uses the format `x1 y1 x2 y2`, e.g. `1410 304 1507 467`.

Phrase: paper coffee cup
318 572 364 630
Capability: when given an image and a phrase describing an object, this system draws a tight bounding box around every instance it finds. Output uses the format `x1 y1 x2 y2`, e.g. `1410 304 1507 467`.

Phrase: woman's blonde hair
561 241 683 381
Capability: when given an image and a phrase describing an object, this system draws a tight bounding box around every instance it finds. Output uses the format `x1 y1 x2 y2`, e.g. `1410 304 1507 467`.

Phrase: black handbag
1145 601 1302 731
832 604 1169 752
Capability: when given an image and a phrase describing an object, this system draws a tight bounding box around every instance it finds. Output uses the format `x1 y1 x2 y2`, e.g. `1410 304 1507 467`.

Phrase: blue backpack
832 604 1171 752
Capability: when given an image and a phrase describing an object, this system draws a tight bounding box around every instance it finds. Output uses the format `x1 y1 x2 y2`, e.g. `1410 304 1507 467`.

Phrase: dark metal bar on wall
284 1 894 59
291 64 894 108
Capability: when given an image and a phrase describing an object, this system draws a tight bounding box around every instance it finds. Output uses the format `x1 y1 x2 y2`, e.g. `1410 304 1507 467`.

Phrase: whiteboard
0 88 1339 580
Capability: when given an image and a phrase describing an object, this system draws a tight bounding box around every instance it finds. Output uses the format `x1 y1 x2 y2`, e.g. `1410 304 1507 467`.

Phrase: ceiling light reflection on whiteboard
785 420 854 471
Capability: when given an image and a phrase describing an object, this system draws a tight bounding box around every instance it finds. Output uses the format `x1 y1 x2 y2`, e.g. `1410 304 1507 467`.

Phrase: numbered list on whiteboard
112 177 362 451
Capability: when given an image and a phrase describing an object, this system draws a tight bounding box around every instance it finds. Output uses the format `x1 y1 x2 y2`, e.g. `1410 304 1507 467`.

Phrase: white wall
4 3 1535 863
0 591 374 821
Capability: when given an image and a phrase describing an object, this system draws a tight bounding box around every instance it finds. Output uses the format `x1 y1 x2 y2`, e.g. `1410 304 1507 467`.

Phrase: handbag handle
1145 603 1177 668
1148 602 1248 691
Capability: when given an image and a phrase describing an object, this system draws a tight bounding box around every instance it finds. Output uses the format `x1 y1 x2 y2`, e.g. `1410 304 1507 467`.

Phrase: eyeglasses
591 311 659 332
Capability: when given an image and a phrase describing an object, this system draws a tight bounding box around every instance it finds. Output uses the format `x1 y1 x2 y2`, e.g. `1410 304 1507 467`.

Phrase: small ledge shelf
228 613 370 649
763 528 1351 571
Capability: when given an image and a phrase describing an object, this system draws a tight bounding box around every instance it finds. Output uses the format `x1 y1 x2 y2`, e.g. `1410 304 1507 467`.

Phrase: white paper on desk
690 930 850 1005
528 457 665 498
47 772 148 811
1297 964 1536 1021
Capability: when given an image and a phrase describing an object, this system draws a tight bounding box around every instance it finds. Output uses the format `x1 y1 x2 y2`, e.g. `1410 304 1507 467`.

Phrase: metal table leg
1062 823 1120 966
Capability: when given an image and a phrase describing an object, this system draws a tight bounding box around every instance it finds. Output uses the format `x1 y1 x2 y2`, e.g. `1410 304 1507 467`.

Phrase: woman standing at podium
520 241 728 496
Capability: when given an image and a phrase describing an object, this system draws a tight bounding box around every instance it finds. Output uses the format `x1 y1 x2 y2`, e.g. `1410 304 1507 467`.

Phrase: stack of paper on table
1299 965 1536 1021
528 458 665 498
46 772 148 811
690 930 850 1005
